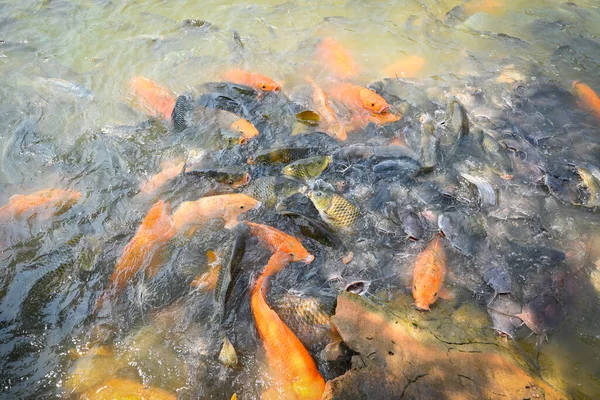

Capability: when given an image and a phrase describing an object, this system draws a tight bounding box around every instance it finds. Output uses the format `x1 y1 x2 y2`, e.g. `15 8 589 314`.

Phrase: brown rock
323 292 565 400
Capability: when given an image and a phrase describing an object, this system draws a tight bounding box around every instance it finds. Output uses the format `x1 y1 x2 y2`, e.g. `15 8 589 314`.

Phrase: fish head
257 77 281 92
276 177 307 198
224 194 261 214
412 280 439 311
307 190 333 212
220 171 251 188
305 156 332 178
359 88 390 114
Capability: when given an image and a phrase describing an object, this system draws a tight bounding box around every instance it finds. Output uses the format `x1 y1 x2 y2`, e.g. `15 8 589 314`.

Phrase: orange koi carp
129 76 176 120
573 81 600 120
328 82 390 114
412 237 447 311
383 55 425 79
95 200 176 311
251 251 325 400
305 76 347 141
223 69 281 92
0 188 82 221
245 221 315 265
171 194 260 234
315 37 360 80
139 161 185 195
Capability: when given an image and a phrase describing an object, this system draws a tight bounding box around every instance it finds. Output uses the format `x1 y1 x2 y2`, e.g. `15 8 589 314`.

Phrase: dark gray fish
373 159 420 175
438 212 484 256
334 144 419 162
460 172 497 206
278 209 342 248
172 94 195 132
420 120 438 172
447 97 469 138
487 294 522 338
35 77 94 99
516 294 565 342
401 211 424 240
477 241 511 294
543 174 575 204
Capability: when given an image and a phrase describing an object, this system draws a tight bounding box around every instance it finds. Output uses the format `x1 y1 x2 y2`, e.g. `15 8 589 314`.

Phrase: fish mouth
414 303 430 312
253 201 262 210
299 185 308 194
239 137 247 145
243 173 252 185
247 157 255 165
379 105 390 114
305 254 315 264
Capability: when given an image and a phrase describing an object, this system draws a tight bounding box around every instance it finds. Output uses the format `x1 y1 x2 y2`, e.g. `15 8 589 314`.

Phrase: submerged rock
323 292 564 399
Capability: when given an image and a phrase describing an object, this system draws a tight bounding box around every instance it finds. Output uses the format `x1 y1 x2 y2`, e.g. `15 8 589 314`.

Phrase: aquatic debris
222 69 281 92
129 76 176 120
218 336 239 369
412 237 447 311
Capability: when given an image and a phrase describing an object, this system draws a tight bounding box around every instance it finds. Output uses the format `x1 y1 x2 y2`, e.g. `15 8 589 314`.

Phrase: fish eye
316 192 322 197
371 103 375 107
240 205 244 209
414 285 417 290
228 179 234 184
228 138 232 144
433 292 438 297
290 253 294 257
262 85 266 89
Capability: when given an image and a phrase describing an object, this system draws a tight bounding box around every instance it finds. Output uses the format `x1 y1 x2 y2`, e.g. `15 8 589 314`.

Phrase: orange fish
251 252 325 400
463 0 504 16
383 55 425 79
139 161 186 194
95 201 175 311
305 76 347 141
223 69 281 92
344 109 402 132
315 37 360 79
171 194 260 234
229 117 260 141
328 82 390 114
190 250 221 290
0 188 82 221
129 76 176 120
82 378 176 400
412 237 447 311
573 81 600 120
245 221 315 265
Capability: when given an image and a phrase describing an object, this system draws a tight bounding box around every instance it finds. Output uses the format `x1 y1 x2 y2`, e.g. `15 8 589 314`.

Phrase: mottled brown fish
282 156 332 182
307 190 359 230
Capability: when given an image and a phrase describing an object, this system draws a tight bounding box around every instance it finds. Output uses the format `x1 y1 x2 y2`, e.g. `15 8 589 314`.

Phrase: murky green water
1 0 600 398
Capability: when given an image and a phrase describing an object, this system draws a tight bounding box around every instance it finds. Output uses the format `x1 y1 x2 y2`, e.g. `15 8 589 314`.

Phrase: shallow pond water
1 0 600 398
